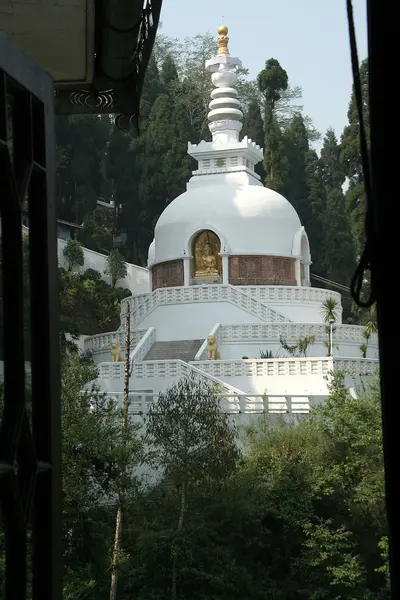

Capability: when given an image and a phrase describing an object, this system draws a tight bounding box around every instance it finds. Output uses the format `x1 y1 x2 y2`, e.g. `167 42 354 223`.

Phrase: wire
346 0 377 308
311 273 351 293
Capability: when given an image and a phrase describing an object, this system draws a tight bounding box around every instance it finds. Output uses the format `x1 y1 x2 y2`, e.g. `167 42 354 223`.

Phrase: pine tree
321 128 346 189
105 58 162 264
135 55 194 255
55 114 111 223
241 99 265 181
320 129 356 285
304 149 326 276
340 59 369 256
257 59 289 192
283 114 311 224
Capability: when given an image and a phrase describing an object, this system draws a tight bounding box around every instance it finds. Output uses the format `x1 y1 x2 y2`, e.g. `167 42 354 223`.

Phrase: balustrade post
295 258 301 286
220 253 230 284
183 256 191 286
302 261 311 286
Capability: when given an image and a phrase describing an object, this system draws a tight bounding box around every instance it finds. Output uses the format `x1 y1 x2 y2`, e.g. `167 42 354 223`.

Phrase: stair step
143 339 204 362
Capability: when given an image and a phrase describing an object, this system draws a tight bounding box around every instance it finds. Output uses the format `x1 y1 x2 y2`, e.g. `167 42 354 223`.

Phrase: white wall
138 303 264 341
206 373 330 396
97 371 328 398
263 302 333 323
57 238 150 295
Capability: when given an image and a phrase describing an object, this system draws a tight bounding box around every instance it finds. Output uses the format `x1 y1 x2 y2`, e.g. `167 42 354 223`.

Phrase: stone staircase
143 339 204 362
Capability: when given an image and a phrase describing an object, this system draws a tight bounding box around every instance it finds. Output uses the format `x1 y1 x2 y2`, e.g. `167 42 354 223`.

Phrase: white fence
107 392 313 415
219 323 378 345
191 357 333 378
120 284 287 328
130 327 156 362
238 285 341 306
84 329 146 355
98 356 378 382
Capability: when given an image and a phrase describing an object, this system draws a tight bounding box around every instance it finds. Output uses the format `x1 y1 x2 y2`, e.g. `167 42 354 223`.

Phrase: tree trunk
109 506 122 600
171 479 186 600
109 309 131 600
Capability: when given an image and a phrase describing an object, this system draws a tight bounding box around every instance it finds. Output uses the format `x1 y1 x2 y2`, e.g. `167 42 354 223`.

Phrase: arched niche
191 230 222 282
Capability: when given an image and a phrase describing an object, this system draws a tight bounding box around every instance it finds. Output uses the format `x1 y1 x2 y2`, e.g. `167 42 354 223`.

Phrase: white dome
153 184 302 264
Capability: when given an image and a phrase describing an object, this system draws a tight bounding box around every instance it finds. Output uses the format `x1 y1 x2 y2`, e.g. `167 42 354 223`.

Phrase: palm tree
321 298 339 356
364 320 377 337
361 321 377 359
321 297 339 323
297 334 315 357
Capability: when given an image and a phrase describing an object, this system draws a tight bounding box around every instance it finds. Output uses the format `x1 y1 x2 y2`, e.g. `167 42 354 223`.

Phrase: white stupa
85 25 378 418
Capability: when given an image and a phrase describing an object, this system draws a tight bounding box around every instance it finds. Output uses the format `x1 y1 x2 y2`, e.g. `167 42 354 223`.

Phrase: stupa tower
187 24 264 183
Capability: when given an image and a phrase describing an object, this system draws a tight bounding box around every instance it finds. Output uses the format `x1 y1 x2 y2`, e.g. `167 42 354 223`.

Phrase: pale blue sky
158 0 367 151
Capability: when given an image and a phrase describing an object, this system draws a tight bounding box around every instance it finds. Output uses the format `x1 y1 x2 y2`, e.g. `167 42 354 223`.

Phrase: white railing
238 285 342 306
98 356 379 382
98 358 253 400
194 323 222 361
219 323 379 346
130 327 156 362
84 330 146 355
120 284 287 328
191 357 333 378
334 358 379 376
190 357 378 378
108 392 313 415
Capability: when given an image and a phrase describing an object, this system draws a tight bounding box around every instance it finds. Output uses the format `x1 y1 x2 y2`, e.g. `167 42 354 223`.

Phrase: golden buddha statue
193 231 221 278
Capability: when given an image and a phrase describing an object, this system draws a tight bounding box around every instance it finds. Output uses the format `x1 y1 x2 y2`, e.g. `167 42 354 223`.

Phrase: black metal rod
367 0 399 596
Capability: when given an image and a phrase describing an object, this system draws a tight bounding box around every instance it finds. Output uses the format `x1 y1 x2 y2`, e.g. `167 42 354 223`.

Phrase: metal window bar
0 33 61 600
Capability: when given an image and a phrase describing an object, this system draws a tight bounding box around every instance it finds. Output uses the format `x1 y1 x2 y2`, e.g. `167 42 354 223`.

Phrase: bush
84 268 102 281
104 249 127 287
63 237 84 272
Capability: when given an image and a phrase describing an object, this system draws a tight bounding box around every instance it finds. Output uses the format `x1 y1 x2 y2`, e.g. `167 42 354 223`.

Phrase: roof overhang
1 0 162 125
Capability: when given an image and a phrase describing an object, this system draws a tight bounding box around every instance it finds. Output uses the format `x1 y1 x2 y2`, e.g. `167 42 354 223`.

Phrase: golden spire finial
217 24 229 54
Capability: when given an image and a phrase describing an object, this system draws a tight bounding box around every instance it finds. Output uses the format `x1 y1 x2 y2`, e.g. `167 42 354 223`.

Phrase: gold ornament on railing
217 24 229 54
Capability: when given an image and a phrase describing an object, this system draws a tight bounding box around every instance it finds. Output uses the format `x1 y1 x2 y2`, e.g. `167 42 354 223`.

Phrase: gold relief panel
192 230 222 278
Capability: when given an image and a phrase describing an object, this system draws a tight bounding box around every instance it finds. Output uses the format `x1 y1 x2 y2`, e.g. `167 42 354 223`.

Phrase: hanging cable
346 0 377 308
311 273 351 292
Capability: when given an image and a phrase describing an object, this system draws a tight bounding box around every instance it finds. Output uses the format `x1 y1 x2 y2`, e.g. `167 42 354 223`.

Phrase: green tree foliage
282 114 310 221
258 59 289 191
1 368 388 599
59 267 130 336
242 373 388 600
63 237 85 271
77 214 114 255
146 376 240 600
319 129 356 285
115 373 389 600
61 352 142 600
241 99 265 181
340 58 369 256
55 115 111 223
104 249 128 288
257 58 289 109
321 297 340 323
0 352 142 600
304 148 326 275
